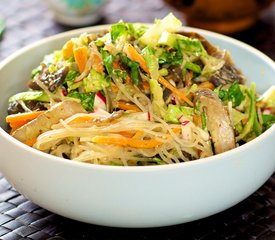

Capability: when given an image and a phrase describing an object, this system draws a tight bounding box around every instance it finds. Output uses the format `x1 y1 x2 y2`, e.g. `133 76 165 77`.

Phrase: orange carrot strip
90 42 104 73
198 81 215 90
158 76 194 106
142 81 150 91
118 131 136 138
23 138 37 147
193 115 202 127
67 115 94 125
73 46 88 73
124 44 149 72
92 54 104 73
117 101 141 112
92 136 163 149
124 44 193 106
132 130 144 139
113 60 120 69
62 39 74 60
6 111 46 129
110 83 119 93
172 127 181 134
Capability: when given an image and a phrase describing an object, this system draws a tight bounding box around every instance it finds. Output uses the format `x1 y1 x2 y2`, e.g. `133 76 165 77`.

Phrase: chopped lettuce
158 47 183 65
139 13 182 46
110 22 148 43
262 114 275 131
142 46 167 117
164 104 193 123
232 108 247 126
120 55 140 85
142 46 159 80
236 83 262 141
200 55 225 77
67 91 95 112
9 91 49 103
101 49 115 75
217 81 245 108
110 22 129 42
149 78 166 117
83 69 110 92
65 69 82 91
185 62 202 73
65 69 80 82
158 31 178 47
177 37 207 57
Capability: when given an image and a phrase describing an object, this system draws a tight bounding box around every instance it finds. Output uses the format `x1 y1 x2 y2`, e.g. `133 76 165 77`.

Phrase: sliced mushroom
12 100 86 143
178 31 245 86
194 89 235 154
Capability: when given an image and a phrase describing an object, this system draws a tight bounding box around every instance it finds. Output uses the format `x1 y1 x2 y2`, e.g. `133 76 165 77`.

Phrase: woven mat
0 0 275 239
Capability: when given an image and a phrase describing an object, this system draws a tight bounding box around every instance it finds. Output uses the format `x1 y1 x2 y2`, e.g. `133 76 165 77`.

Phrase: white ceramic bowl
0 25 274 228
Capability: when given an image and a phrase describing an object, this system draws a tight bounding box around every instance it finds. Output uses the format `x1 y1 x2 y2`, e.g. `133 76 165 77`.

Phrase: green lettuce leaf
9 91 49 103
139 13 182 46
67 91 95 112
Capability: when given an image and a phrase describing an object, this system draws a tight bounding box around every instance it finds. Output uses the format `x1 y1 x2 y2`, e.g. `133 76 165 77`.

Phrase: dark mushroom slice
12 100 86 143
39 66 69 92
8 101 48 115
178 31 245 86
194 89 235 154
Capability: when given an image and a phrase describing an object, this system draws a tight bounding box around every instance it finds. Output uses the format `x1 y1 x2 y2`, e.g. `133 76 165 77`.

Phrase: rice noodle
34 110 213 165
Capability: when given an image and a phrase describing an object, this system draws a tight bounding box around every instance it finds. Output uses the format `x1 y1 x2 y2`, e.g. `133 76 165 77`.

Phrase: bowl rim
1 24 275 172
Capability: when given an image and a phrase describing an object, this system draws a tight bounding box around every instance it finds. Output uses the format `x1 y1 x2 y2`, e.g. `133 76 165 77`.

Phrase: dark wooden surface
0 0 274 239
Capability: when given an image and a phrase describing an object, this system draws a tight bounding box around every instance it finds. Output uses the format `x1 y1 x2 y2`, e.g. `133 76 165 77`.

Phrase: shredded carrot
110 83 119 93
92 135 163 149
124 44 149 72
113 60 120 69
198 81 215 90
62 39 74 60
92 54 104 73
90 42 104 73
124 44 193 106
118 131 136 138
73 46 88 73
193 115 202 127
141 81 150 92
67 115 94 125
117 101 141 112
6 111 45 129
172 127 181 134
23 138 37 147
158 76 194 106
132 130 144 139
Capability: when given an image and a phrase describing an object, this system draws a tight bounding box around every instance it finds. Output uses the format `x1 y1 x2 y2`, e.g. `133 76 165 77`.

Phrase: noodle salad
6 14 275 166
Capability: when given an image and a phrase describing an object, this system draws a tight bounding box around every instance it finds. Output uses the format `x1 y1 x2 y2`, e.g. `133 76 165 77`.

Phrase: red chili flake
168 47 174 53
62 88 68 96
171 96 177 105
181 120 190 126
147 112 151 121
